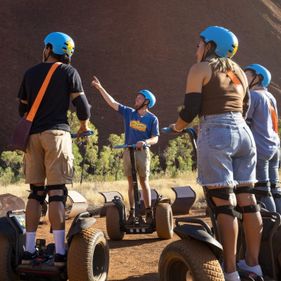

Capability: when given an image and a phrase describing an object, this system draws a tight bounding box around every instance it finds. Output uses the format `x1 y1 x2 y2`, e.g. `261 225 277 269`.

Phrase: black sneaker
127 209 135 224
21 250 38 265
145 208 154 225
54 253 67 267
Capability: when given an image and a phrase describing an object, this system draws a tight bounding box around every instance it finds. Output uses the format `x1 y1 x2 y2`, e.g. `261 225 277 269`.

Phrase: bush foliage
0 112 195 184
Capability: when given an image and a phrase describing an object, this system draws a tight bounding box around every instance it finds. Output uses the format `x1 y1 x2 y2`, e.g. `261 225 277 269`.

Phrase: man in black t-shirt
18 32 91 266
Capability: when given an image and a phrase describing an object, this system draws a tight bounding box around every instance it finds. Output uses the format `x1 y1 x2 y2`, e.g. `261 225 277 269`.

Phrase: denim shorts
197 112 257 187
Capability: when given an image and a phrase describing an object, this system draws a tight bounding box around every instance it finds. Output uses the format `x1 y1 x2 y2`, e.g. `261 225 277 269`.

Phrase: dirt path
37 209 206 281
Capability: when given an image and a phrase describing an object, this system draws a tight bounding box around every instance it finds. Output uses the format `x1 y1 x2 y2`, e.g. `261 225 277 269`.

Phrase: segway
158 127 281 281
105 143 173 240
0 130 110 281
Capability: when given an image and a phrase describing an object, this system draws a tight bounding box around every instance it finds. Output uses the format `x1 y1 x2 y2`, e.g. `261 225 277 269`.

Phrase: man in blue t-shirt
91 76 159 224
244 64 280 214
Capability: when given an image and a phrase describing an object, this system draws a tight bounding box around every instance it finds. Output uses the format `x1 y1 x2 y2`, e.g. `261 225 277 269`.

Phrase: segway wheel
155 203 174 239
106 205 125 241
67 228 109 281
159 238 224 281
0 235 19 281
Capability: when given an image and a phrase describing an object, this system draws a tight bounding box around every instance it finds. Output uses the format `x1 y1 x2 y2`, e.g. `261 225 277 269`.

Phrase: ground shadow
110 272 159 281
108 237 161 249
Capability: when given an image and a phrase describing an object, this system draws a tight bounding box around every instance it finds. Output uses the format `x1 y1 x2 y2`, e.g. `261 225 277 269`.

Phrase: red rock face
1 0 281 151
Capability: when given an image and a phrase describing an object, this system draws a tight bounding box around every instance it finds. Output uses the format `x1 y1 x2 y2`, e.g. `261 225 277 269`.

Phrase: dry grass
0 171 205 208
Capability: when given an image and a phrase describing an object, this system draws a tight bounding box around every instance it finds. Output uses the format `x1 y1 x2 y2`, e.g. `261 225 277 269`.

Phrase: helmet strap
43 47 51 62
201 42 214 62
249 74 261 89
136 100 149 111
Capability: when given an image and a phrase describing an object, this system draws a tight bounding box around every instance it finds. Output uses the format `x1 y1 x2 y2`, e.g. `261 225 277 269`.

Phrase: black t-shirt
18 62 84 134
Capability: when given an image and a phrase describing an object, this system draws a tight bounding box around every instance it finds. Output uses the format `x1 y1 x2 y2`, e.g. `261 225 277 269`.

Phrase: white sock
25 232 36 253
224 271 241 281
53 230 66 255
238 259 263 276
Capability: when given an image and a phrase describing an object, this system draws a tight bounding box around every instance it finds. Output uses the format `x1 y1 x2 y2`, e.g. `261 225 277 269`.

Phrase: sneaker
145 208 154 225
21 250 38 265
224 271 241 281
127 209 135 224
54 253 67 267
237 260 263 277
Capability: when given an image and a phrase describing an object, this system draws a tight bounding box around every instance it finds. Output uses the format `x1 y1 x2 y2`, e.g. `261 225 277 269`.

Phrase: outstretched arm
91 76 120 111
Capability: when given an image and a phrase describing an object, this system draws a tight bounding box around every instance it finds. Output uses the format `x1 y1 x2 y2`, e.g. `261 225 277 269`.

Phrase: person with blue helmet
244 64 281 214
17 32 91 266
168 26 263 280
91 76 159 224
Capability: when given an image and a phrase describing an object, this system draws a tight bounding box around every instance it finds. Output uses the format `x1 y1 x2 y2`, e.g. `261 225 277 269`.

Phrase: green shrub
0 150 24 183
163 134 194 177
96 133 125 180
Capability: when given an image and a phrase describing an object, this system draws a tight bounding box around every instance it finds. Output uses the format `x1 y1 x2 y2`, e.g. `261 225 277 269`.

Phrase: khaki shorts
24 130 74 185
123 148 151 178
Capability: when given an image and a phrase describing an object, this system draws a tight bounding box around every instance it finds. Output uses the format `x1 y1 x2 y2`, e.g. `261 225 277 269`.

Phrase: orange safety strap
226 70 241 86
269 104 278 133
26 62 61 122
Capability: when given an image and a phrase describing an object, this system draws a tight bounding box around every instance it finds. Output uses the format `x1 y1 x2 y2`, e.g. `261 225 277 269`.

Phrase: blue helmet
44 32 75 57
200 26 238 58
244 64 271 87
138 89 156 108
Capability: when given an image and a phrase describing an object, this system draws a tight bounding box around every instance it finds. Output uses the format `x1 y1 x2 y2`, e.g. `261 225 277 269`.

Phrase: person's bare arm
91 76 119 111
172 62 211 131
70 92 91 135
136 136 159 149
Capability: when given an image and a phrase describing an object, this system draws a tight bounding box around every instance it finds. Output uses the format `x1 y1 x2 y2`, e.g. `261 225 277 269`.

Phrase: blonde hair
206 56 236 72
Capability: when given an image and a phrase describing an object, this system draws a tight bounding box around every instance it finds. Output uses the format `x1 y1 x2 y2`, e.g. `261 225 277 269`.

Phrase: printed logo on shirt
130 120 147 132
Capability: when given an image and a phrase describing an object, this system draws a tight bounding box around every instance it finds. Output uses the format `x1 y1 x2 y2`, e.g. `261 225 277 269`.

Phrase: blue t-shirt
247 88 280 158
118 104 159 145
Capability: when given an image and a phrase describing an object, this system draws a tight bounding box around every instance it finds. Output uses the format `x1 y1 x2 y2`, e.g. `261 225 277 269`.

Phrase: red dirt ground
37 209 206 281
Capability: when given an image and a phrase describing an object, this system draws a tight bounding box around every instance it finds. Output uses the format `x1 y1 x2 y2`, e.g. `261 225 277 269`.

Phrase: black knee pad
237 204 261 214
204 186 241 219
234 186 255 195
254 182 272 197
46 184 68 205
235 186 261 214
28 184 47 205
271 184 281 199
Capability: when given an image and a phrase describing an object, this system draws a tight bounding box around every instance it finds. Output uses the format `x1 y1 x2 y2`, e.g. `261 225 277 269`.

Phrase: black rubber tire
106 205 124 241
0 235 18 281
155 203 174 239
67 228 109 281
159 239 224 281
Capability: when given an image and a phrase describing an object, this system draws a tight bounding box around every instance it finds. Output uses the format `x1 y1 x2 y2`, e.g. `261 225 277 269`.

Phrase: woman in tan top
170 26 263 281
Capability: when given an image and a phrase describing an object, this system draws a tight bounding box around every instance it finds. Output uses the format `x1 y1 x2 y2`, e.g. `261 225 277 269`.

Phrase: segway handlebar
161 126 198 159
113 143 150 149
161 127 197 139
71 130 94 139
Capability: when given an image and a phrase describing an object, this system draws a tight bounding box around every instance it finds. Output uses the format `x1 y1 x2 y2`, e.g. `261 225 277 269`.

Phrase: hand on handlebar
136 141 146 150
169 123 183 133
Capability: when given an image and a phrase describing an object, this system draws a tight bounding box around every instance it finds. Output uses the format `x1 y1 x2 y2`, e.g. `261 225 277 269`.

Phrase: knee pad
46 184 68 205
235 186 261 214
28 184 47 205
237 204 261 214
271 184 281 199
254 182 272 197
204 187 241 219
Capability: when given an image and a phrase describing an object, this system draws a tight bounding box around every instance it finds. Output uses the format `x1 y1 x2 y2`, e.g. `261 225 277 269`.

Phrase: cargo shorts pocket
62 153 74 181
